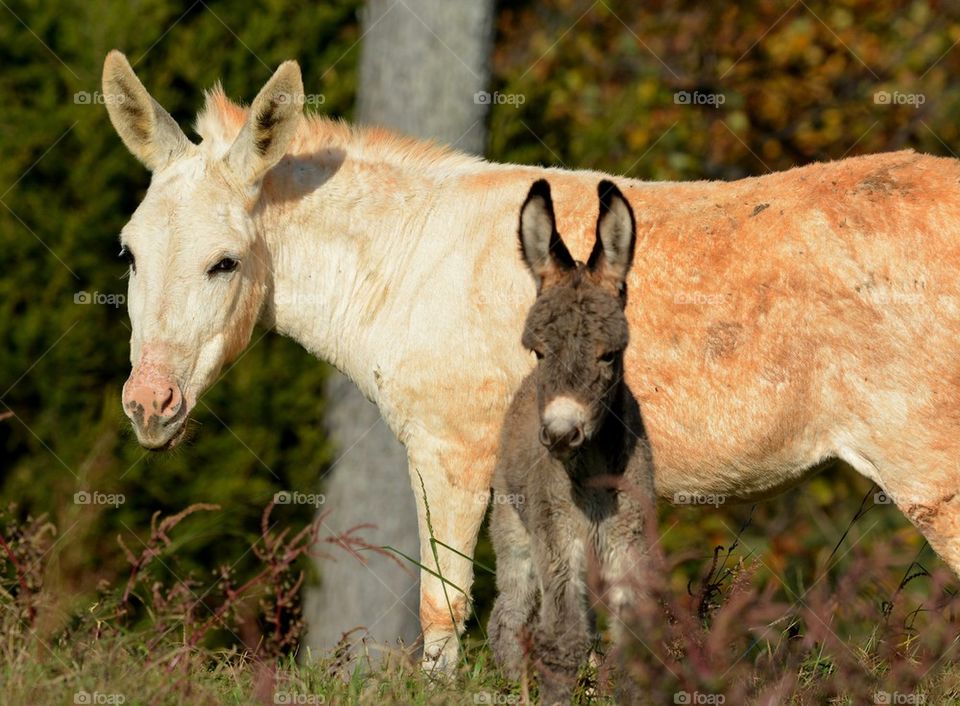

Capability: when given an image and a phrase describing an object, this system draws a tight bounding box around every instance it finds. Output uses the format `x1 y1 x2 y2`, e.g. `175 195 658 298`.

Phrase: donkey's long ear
102 51 191 171
588 180 636 293
519 180 575 289
225 61 303 185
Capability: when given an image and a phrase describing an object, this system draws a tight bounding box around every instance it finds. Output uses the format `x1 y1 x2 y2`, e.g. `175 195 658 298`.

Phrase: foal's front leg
533 523 590 705
599 486 651 644
599 487 652 702
488 498 538 678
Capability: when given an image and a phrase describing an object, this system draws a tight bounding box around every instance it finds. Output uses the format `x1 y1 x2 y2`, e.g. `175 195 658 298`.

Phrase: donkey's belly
636 391 832 502
624 358 832 503
650 452 832 504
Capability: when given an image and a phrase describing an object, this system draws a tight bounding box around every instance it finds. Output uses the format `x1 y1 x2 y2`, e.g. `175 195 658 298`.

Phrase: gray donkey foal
488 179 655 703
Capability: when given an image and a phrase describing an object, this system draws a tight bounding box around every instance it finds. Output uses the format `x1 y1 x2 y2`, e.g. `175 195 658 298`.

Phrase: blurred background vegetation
3 0 960 651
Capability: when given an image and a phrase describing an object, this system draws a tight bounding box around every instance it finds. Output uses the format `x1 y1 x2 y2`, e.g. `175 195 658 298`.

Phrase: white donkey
103 52 960 671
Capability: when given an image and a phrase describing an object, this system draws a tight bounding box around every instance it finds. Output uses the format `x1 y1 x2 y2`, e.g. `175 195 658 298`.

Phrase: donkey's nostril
124 379 182 421
539 423 585 451
158 385 183 419
567 426 585 448
539 425 552 447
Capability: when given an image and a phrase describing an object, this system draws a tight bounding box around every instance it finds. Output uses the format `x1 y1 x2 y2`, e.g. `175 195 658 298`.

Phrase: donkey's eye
208 257 239 276
598 351 618 365
119 245 136 273
533 349 545 361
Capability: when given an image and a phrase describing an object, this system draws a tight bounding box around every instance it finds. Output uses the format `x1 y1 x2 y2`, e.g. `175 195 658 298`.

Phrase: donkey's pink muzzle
122 363 186 449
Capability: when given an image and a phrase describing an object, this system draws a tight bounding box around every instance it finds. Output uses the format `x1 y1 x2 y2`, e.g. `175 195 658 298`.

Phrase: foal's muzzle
539 395 588 455
539 423 585 452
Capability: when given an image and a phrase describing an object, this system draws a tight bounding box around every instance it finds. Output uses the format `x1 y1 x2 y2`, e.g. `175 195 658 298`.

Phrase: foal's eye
533 349 545 361
598 350 618 365
119 245 136 273
208 257 239 276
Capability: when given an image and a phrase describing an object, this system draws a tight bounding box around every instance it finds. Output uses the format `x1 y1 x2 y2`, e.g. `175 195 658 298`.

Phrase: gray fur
489 180 655 704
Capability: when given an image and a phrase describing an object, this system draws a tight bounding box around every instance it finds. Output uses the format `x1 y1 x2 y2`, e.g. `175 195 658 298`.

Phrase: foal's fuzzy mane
194 84 483 174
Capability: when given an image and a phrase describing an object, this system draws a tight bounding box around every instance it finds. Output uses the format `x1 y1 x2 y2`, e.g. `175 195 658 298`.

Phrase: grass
4 485 960 705
0 631 523 705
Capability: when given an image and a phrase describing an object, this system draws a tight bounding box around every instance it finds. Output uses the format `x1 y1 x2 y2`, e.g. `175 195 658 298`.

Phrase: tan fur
419 592 468 635
253 132 960 666
105 55 960 671
195 84 482 175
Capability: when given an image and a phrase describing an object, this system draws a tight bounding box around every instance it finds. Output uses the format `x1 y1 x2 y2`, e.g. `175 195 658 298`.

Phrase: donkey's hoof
421 636 458 676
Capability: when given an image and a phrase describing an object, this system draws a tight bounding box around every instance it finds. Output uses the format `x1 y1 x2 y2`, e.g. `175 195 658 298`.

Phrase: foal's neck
565 382 634 485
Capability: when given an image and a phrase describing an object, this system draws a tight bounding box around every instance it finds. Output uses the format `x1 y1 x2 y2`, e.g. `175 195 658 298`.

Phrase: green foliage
2 0 958 666
2 503 958 705
0 0 361 623
489 0 960 178
483 0 958 605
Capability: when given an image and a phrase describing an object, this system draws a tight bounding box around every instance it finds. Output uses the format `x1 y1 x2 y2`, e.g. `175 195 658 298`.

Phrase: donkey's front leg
596 486 653 703
488 497 538 678
406 446 491 674
600 489 651 644
534 534 590 705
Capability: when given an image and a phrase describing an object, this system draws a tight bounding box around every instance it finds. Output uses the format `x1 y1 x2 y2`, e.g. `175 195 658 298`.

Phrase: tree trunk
357 0 493 153
303 0 493 664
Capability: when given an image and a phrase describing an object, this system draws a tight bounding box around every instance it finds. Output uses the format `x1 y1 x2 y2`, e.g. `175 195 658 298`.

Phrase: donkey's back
607 150 960 491
580 149 960 575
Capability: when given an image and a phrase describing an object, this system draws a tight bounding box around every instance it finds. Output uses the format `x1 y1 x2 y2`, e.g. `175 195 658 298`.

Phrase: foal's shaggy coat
489 180 654 703
103 53 960 670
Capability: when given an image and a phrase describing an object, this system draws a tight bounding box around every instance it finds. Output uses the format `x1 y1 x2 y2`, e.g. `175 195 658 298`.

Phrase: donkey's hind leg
488 498 538 679
884 474 960 575
844 428 960 576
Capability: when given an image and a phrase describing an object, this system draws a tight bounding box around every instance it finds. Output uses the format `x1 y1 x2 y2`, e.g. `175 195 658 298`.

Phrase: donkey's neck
254 148 485 401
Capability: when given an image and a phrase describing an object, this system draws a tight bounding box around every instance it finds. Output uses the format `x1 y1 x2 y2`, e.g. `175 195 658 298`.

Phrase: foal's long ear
102 51 191 171
225 61 304 185
519 179 575 289
588 180 636 293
